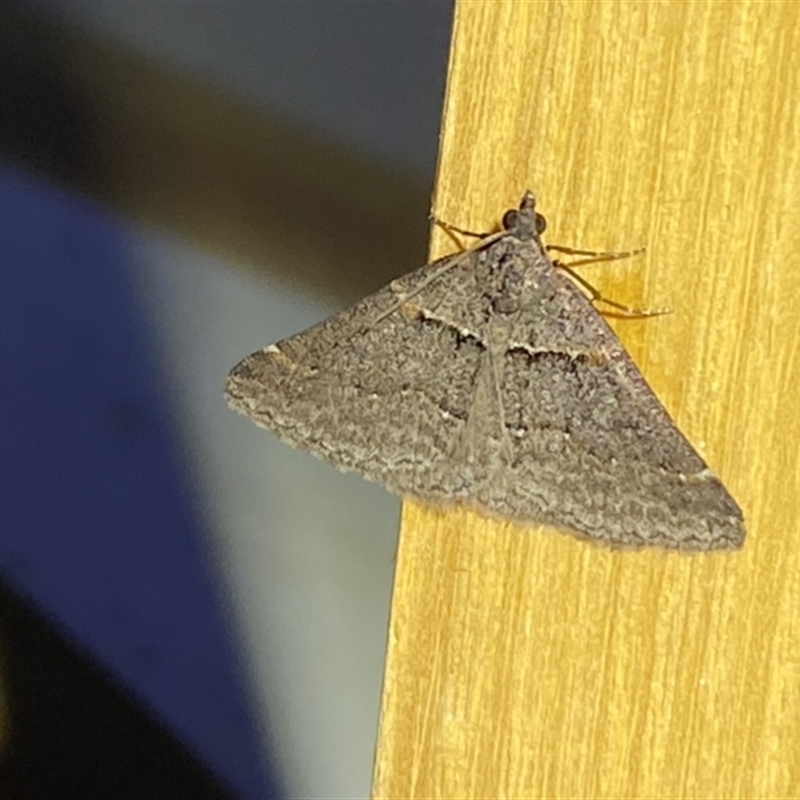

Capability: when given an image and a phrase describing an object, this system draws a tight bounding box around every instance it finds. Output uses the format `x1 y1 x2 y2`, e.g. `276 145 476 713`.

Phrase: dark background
0 2 453 797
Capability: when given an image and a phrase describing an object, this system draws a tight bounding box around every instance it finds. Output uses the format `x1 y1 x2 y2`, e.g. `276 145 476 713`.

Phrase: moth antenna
430 216 489 240
368 229 508 328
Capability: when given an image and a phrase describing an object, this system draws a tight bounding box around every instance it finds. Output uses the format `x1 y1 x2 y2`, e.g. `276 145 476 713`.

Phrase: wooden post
373 2 800 797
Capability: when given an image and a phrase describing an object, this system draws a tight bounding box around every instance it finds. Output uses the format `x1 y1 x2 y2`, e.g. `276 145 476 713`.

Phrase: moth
226 193 745 550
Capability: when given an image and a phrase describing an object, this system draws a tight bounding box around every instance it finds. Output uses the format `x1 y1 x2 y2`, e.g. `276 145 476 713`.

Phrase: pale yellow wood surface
373 2 800 798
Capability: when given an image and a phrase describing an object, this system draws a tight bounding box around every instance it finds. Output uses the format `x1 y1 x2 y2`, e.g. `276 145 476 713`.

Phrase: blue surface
0 163 277 799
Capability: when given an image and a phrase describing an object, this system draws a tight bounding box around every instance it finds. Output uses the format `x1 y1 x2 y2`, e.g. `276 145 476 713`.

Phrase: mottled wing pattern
227 230 744 550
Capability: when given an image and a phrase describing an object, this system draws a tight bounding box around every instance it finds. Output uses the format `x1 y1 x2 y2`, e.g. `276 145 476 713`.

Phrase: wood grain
373 1 800 797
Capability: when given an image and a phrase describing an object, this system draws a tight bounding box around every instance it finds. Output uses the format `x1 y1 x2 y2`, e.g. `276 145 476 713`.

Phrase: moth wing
227 244 745 550
226 251 492 496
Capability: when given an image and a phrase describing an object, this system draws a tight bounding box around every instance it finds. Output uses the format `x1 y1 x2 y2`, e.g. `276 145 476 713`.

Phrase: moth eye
502 209 519 231
535 213 547 234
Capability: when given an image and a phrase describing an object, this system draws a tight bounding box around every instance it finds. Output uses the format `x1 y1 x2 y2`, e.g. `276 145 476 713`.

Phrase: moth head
502 191 547 242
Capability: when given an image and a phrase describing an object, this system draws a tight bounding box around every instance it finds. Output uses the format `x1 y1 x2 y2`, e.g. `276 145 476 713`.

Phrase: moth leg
557 262 671 318
547 243 645 267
